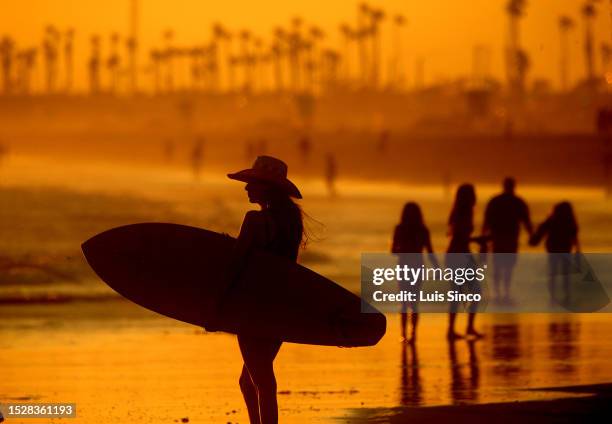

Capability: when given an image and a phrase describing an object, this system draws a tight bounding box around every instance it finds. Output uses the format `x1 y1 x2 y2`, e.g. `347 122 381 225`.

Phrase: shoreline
342 383 612 423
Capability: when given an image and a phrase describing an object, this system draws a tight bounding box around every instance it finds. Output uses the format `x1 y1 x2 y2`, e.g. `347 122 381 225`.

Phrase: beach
0 153 611 423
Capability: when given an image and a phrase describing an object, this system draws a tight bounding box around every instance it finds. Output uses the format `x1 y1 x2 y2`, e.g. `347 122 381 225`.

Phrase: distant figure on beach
325 153 337 197
482 177 532 302
446 184 484 340
219 156 305 424
298 135 312 163
530 202 580 305
377 129 390 153
391 202 438 344
191 137 205 181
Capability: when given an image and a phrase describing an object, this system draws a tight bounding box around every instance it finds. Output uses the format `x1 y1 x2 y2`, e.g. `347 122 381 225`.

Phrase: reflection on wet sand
490 320 523 383
399 342 422 407
448 340 480 405
548 318 580 377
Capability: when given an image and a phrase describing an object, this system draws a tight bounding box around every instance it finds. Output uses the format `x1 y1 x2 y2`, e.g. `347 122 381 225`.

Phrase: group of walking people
392 177 581 344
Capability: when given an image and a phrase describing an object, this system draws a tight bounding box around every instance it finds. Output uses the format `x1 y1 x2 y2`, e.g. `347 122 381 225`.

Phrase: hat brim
228 169 302 199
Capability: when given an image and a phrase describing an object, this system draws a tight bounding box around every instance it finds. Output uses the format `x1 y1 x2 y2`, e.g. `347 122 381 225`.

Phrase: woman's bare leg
238 335 282 424
239 364 261 424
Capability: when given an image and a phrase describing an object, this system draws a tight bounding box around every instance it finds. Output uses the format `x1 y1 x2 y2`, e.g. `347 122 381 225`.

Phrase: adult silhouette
482 177 532 301
217 156 305 424
446 184 483 340
391 202 438 344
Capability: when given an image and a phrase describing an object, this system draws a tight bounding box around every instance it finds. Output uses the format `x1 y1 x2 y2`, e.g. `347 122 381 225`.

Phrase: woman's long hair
266 188 305 251
550 201 578 236
448 183 476 230
397 202 426 234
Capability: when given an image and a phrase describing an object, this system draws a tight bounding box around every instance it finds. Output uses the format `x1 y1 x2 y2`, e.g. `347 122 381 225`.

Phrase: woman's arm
529 220 548 246
205 211 265 331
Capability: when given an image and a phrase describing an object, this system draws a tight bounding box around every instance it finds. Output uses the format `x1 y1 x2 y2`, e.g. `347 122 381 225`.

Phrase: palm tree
18 48 37 94
43 25 60 94
369 7 385 88
307 26 325 92
390 14 406 88
0 36 14 94
357 3 370 85
64 28 74 93
321 48 340 88
128 0 139 94
239 29 252 92
505 0 527 93
126 35 137 94
271 28 286 92
88 35 101 94
289 17 304 92
558 16 575 91
581 1 597 82
339 23 354 83
107 32 121 93
212 23 231 92
163 29 175 92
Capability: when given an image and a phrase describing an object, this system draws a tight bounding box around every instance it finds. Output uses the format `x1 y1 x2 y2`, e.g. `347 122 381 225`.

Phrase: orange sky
2 0 611 92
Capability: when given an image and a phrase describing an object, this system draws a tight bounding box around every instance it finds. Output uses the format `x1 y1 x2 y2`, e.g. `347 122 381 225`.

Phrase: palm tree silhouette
390 14 406 88
307 26 325 92
107 32 121 94
505 0 528 94
558 15 575 91
289 17 304 92
581 1 597 82
43 25 60 94
88 35 102 94
271 28 286 92
239 29 252 92
339 23 355 84
16 47 37 94
368 7 385 88
163 29 175 93
212 23 231 92
63 28 74 93
0 36 15 94
357 3 371 86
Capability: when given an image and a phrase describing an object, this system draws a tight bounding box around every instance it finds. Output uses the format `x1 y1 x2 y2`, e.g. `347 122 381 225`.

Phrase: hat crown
252 155 288 179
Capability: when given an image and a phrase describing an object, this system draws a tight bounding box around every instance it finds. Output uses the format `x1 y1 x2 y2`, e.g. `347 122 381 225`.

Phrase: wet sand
2 302 612 423
343 383 612 423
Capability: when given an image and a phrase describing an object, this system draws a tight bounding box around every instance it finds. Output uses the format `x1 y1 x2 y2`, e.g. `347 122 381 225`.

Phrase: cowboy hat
228 155 302 199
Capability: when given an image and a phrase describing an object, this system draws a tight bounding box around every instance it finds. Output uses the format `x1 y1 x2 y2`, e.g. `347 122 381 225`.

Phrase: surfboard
81 223 386 347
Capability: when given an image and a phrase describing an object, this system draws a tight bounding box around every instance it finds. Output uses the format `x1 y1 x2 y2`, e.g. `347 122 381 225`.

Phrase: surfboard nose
335 311 387 347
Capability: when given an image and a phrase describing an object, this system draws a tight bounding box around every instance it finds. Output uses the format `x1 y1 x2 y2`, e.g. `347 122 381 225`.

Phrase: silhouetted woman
223 156 304 424
446 184 483 340
530 201 580 305
391 202 437 344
